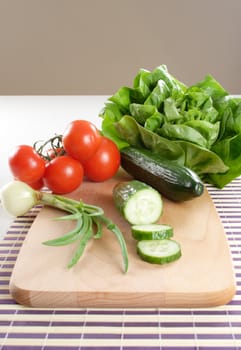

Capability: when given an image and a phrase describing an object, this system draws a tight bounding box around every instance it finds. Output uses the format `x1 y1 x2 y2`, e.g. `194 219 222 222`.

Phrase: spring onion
0 180 129 273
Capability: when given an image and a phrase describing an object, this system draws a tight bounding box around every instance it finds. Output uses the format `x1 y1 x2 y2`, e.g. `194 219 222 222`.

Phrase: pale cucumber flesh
123 188 162 225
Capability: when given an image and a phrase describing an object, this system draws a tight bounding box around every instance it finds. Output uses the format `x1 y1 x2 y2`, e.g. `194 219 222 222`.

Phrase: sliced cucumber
113 180 163 225
137 239 181 264
131 224 173 240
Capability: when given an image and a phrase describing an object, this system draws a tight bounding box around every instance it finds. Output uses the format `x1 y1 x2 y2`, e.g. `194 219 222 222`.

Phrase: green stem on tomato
33 135 65 161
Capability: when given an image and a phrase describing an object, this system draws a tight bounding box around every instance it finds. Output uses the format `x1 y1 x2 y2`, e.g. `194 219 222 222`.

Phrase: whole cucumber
120 146 204 201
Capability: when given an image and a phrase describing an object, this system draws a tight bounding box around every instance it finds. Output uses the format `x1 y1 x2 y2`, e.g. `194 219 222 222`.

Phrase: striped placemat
0 180 241 350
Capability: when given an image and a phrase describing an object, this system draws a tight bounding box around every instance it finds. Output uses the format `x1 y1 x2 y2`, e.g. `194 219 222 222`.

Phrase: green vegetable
100 64 241 188
137 239 182 264
120 146 204 201
131 224 173 240
0 180 128 273
113 180 163 225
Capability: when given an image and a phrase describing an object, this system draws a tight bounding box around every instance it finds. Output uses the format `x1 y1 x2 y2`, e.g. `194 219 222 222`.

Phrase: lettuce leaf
100 64 241 188
115 115 228 175
208 133 241 187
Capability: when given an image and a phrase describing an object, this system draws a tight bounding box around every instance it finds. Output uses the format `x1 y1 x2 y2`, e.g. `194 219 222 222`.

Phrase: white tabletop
0 95 109 239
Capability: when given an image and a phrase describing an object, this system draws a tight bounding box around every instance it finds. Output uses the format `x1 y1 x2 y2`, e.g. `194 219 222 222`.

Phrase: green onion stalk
0 180 128 272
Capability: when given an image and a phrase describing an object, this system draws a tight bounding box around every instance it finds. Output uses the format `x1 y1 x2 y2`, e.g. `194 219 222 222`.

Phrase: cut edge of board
9 277 236 308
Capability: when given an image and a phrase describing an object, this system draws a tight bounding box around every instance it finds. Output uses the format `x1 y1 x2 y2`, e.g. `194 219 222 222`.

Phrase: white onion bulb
0 181 37 216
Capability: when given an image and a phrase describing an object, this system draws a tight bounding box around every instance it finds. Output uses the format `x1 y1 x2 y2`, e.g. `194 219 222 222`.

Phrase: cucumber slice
113 180 163 225
123 188 162 225
137 239 181 264
131 224 173 240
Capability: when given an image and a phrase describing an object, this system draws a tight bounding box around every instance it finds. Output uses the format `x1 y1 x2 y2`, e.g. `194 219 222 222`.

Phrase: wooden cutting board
9 170 236 308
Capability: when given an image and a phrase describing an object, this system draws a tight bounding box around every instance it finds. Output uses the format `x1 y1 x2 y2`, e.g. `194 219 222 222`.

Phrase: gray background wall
0 0 240 95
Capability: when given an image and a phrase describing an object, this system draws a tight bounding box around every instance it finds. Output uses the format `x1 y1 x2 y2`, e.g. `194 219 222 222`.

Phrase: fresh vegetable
27 178 45 190
8 120 121 194
120 146 204 201
0 181 39 216
100 64 241 188
131 224 173 240
0 180 128 273
62 120 102 163
8 145 46 184
43 155 84 194
112 179 182 265
83 136 120 182
137 239 181 264
113 180 163 225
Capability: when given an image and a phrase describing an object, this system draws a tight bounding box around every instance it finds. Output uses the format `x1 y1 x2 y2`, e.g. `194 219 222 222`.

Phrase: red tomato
62 120 101 163
83 137 120 182
8 145 46 183
43 155 84 194
27 177 44 190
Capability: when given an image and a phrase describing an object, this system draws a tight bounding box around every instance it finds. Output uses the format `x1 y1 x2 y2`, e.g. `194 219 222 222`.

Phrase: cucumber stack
113 180 181 265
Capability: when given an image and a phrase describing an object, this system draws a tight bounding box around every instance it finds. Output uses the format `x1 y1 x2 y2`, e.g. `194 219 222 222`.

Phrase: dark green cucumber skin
120 147 204 202
113 180 151 218
132 229 173 241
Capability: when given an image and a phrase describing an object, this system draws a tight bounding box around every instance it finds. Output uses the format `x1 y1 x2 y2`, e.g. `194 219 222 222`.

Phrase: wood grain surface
9 171 236 308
